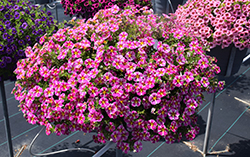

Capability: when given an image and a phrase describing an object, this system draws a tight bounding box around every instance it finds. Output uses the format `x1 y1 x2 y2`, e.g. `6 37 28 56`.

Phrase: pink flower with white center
119 32 128 41
157 107 168 117
135 84 146 96
168 109 180 120
142 96 151 109
76 103 86 113
39 66 50 78
105 103 117 115
141 131 150 141
148 119 157 130
173 75 184 87
184 107 195 116
151 135 160 143
71 49 81 59
77 73 90 84
125 51 136 61
103 72 113 82
185 131 196 141
156 58 166 67
156 115 166 124
198 58 209 69
145 77 155 88
126 41 137 49
186 98 198 109
99 97 109 108
156 68 165 77
85 58 95 69
184 71 194 83
53 99 64 111
201 77 210 87
31 85 43 97
125 72 134 81
149 93 161 105
77 113 85 124
158 124 168 136
133 141 143 152
74 58 83 69
173 29 184 39
89 68 99 78
62 40 74 49
170 121 178 133
218 81 224 90
121 142 130 154
111 85 123 97
117 41 126 51
123 83 134 93
27 113 38 125
145 37 155 46
93 112 104 122
44 87 54 98
88 86 99 97
126 62 136 72
105 122 115 132
131 97 141 107
165 134 175 144
176 54 186 65
112 59 122 69
157 88 167 98
111 131 121 142
57 49 68 60
55 124 66 136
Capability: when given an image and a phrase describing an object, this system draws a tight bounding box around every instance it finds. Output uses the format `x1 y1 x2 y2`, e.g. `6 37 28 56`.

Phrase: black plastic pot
151 0 185 15
207 45 247 77
35 0 50 4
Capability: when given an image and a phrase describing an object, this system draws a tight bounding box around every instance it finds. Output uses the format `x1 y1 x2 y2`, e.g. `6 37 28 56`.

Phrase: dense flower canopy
61 0 152 19
174 0 250 50
12 5 224 153
0 0 62 81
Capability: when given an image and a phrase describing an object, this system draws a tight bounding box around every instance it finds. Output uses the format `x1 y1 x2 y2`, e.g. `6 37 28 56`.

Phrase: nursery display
60 0 152 19
174 0 250 76
12 5 224 153
0 0 63 81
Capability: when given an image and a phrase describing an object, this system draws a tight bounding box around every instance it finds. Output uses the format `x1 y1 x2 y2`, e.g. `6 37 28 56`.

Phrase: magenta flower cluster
60 0 152 19
174 0 250 50
12 5 224 153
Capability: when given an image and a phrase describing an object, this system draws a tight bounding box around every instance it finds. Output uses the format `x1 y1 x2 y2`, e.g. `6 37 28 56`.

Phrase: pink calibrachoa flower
165 134 175 144
201 77 210 88
13 5 223 154
133 141 143 152
111 131 122 142
173 75 184 87
131 97 141 107
158 124 168 136
31 85 43 97
149 93 161 105
148 119 157 130
168 109 180 120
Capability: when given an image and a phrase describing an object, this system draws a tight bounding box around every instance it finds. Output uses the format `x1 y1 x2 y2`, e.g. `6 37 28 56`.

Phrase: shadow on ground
228 139 250 157
40 140 132 157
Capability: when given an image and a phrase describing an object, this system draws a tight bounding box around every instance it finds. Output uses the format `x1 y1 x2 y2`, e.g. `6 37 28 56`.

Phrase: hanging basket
206 45 247 77
151 0 184 15
35 0 50 4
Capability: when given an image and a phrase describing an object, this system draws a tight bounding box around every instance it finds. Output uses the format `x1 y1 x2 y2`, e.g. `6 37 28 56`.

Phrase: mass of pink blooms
174 0 250 50
12 5 224 153
61 0 152 19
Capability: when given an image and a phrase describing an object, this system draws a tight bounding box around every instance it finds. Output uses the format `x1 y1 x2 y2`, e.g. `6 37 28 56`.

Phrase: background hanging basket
151 0 184 15
207 45 247 77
